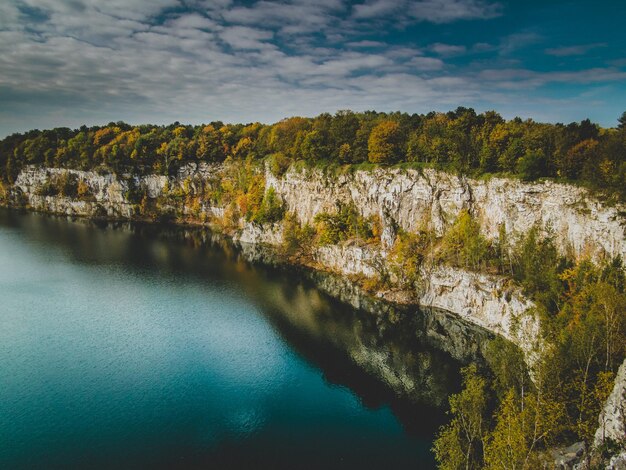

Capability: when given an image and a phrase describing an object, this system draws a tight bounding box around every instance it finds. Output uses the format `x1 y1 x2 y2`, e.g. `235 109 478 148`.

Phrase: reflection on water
0 209 489 469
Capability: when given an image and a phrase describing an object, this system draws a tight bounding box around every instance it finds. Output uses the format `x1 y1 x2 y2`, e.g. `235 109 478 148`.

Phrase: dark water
0 209 476 469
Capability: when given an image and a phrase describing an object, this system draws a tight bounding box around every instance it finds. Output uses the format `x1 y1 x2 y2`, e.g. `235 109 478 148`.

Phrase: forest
1 108 626 200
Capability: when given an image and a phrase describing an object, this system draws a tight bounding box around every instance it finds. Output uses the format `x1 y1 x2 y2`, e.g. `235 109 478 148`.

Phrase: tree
617 111 626 130
329 110 359 154
559 139 599 180
484 358 566 469
368 121 401 164
516 149 546 181
439 210 489 271
483 390 529 470
512 226 562 312
485 336 529 401
300 130 329 161
433 364 489 470
338 143 352 163
252 187 284 225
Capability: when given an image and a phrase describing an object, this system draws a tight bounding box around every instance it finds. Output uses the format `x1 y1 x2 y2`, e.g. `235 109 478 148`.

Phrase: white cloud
408 0 501 23
429 43 466 55
219 25 274 50
499 32 542 55
477 67 626 89
407 56 445 70
346 40 386 48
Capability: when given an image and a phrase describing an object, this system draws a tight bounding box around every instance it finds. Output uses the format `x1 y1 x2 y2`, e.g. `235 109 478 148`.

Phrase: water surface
0 209 470 469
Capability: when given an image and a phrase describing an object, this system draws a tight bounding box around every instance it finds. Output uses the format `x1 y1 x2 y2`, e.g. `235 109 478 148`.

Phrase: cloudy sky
0 0 625 137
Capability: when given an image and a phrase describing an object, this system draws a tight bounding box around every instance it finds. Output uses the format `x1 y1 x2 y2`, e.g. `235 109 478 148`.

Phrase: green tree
433 364 489 470
252 186 285 225
485 336 529 401
560 139 599 180
440 210 489 271
516 149 546 181
300 130 328 161
483 390 529 470
512 226 562 312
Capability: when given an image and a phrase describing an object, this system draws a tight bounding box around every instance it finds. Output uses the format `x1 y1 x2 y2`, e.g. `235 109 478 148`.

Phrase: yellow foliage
368 120 401 164
77 180 90 199
236 193 249 217
173 126 186 138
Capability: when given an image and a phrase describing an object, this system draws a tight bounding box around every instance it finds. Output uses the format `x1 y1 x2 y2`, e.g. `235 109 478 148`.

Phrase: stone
550 441 586 469
595 359 626 448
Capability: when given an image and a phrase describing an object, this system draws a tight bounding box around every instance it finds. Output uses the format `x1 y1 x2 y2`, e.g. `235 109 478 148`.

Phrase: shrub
77 180 94 201
389 229 433 289
314 203 378 245
269 152 291 178
252 186 285 225
57 172 79 197
37 180 58 197
439 209 489 271
281 213 316 259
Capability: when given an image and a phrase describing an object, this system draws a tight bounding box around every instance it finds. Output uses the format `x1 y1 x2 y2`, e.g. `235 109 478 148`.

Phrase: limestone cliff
7 162 626 359
268 165 626 260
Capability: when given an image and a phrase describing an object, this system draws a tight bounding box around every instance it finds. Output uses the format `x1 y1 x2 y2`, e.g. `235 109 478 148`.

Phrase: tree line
2 108 626 198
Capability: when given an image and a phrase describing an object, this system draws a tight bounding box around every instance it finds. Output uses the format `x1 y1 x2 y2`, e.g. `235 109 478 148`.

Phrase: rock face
309 242 537 355
7 162 626 360
417 264 538 355
595 359 626 448
268 166 626 261
13 167 134 218
550 442 586 469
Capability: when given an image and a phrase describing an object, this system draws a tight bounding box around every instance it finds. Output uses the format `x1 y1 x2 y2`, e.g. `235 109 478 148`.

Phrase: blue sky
0 0 624 137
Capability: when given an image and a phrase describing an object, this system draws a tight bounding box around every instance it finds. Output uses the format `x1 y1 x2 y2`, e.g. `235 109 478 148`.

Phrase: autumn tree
433 364 489 470
368 121 402 164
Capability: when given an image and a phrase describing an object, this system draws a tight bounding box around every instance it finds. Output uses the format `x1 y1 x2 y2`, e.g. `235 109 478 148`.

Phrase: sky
0 0 625 137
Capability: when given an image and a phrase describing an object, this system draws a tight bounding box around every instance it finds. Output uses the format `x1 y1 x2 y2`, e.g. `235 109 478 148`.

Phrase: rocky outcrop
417 265 538 355
13 167 134 218
307 241 538 355
268 166 626 261
14 163 625 263
8 162 626 361
595 359 626 448
550 442 586 469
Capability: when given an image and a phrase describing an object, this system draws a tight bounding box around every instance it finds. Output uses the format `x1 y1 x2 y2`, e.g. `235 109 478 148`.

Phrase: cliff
6 162 626 360
268 165 626 260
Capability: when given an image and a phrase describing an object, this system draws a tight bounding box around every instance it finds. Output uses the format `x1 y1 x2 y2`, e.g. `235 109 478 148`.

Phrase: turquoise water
0 209 462 469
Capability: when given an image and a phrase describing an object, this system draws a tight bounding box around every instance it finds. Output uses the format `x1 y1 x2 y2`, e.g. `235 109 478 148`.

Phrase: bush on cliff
252 187 284 225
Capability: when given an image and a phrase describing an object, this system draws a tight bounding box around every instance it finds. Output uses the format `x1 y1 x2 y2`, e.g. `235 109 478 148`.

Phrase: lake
0 208 474 469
